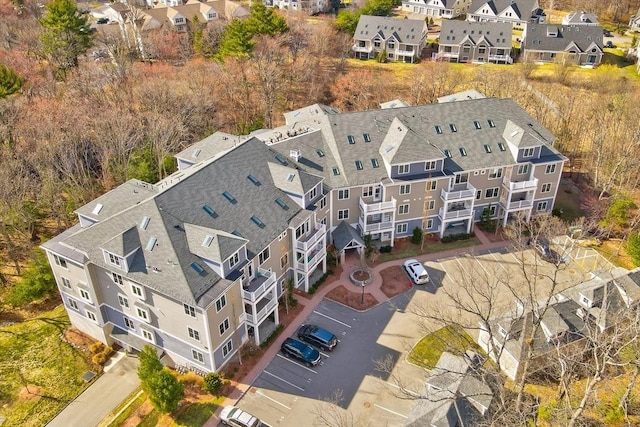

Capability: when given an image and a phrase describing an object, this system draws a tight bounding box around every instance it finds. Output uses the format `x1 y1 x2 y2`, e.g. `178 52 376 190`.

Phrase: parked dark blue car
281 337 321 366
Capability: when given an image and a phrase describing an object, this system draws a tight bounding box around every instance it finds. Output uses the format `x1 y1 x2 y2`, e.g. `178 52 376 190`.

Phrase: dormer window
523 147 535 157
473 121 481 129
229 252 239 268
449 124 457 132
347 135 355 144
174 17 184 24
580 295 592 307
107 252 122 268
488 119 495 128
398 164 410 174
435 125 443 134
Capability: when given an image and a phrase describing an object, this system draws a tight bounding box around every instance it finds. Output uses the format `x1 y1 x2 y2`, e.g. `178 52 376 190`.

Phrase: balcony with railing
500 198 534 211
359 197 396 215
503 177 538 192
352 43 373 53
438 206 473 221
294 223 325 252
358 216 394 233
441 182 476 201
245 297 278 325
488 54 513 64
242 268 276 303
294 248 325 273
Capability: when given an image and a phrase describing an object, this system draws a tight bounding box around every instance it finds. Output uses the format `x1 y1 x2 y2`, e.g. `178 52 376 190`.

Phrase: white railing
503 199 533 210
295 223 326 252
432 52 459 60
503 177 538 192
438 207 473 220
245 298 278 325
352 44 373 53
488 54 513 63
396 49 416 56
295 249 325 273
242 268 276 302
359 216 394 233
359 197 396 215
441 183 476 201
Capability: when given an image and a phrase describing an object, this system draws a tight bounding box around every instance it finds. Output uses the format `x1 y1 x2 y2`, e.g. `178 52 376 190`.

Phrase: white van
403 259 430 285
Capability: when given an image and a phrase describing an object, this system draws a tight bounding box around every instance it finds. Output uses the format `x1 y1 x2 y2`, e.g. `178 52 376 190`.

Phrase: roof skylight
347 135 355 144
140 216 150 230
371 159 379 168
145 237 157 251
250 216 265 228
332 167 340 175
460 148 467 156
498 142 506 151
202 235 214 247
355 160 363 170
275 198 289 210
286 173 295 182
222 191 237 204
203 205 218 218
190 262 205 274
275 154 288 165
92 203 104 215
444 149 452 158
484 144 492 153
363 133 371 142
316 149 325 157
247 175 261 186
488 119 496 128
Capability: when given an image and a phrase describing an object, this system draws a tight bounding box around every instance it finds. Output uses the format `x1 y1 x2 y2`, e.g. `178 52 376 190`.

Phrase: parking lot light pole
361 283 365 305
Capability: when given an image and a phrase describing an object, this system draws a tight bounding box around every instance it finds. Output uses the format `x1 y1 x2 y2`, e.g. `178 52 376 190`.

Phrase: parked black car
605 41 615 48
528 238 567 265
281 337 321 366
96 17 109 24
298 324 338 351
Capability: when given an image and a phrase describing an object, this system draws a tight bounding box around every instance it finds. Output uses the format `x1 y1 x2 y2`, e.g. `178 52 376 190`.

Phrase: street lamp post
361 283 365 305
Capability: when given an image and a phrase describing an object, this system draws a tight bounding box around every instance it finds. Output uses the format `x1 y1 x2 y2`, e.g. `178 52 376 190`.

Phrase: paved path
46 352 140 427
205 229 510 426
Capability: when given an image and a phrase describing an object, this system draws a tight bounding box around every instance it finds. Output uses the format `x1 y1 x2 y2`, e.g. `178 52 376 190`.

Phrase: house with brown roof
467 0 545 30
401 0 472 19
141 0 248 32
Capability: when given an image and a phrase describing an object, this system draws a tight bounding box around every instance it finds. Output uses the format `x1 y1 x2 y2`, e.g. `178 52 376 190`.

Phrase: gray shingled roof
332 221 365 252
523 24 604 52
75 179 157 223
174 131 243 165
184 224 247 264
268 98 561 187
354 15 426 44
439 20 513 48
563 11 599 25
61 138 303 305
469 0 538 18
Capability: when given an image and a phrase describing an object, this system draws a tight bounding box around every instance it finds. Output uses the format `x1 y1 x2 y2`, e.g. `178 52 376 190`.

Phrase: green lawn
0 305 94 427
408 325 482 369
376 237 481 264
172 400 220 427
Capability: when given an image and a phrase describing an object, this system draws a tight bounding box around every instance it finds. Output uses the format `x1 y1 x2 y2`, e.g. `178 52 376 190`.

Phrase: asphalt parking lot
230 240 612 426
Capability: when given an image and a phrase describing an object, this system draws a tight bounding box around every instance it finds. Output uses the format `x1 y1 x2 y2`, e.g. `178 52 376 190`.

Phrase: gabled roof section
174 131 242 165
563 11 599 25
380 99 410 109
333 221 365 252
469 0 538 18
523 24 604 52
101 226 141 257
354 15 427 43
439 20 512 48
184 224 247 263
269 163 304 194
75 179 158 223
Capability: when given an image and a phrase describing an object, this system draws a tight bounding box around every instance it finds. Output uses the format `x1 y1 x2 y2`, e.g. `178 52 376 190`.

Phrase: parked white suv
403 259 430 285
220 406 267 427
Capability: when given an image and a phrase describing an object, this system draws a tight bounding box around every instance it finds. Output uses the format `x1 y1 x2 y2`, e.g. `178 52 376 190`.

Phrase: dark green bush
260 324 284 349
411 227 423 244
308 270 333 294
441 232 475 243
379 245 392 253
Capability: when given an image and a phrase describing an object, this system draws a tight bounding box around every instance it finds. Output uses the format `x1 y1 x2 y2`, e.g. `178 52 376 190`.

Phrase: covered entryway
332 221 366 264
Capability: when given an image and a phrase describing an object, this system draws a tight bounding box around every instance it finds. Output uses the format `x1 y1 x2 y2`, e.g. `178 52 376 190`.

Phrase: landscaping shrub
308 270 333 294
411 227 422 244
260 324 284 349
379 245 392 253
89 342 105 354
202 372 227 396
441 232 475 243
92 351 108 365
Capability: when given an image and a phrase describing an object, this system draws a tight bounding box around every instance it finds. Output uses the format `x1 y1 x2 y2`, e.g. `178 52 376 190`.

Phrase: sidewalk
205 229 510 425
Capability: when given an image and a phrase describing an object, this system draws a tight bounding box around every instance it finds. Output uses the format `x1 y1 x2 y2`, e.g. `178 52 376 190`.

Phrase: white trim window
106 252 122 268
338 209 349 220
517 164 529 175
319 197 327 209
427 200 435 210
485 188 499 198
362 186 373 197
537 201 548 211
61 277 72 289
184 304 196 318
79 288 92 304
398 164 410 174
229 252 239 268
523 147 534 158
541 183 551 193
398 204 409 215
136 306 150 323
219 318 230 335
426 181 436 191
112 273 123 286
131 283 145 299
426 219 433 229
545 164 556 174
54 255 68 269
258 247 270 265
425 161 437 171
188 327 200 341
86 310 98 323
488 168 503 179
488 205 497 216
476 190 482 200
67 297 79 311
337 189 350 200
397 223 408 234
399 184 411 195
309 187 317 200
216 294 227 312
141 329 155 343
192 349 204 363
222 340 233 357
124 316 135 330
280 253 288 269
118 294 129 308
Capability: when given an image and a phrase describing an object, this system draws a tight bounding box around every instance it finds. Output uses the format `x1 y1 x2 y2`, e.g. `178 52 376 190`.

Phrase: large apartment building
43 96 565 373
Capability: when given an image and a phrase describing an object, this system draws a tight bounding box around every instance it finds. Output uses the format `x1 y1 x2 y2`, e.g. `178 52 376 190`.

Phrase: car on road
605 41 615 48
96 17 109 24
528 238 567 265
403 259 430 285
220 406 266 427
281 337 321 366
298 324 338 351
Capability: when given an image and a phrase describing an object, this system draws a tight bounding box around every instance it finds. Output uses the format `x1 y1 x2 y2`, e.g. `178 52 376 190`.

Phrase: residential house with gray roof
401 0 472 19
265 0 329 15
477 267 640 381
467 0 545 30
435 20 514 63
562 10 599 26
44 95 565 374
521 24 604 67
629 7 640 32
405 351 493 426
352 15 428 63
140 0 248 32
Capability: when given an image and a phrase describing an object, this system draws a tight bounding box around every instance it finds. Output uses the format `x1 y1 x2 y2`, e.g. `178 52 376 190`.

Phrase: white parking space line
256 389 291 410
319 351 330 358
386 381 421 398
488 251 511 274
263 370 305 391
313 310 352 328
373 403 408 419
275 354 319 373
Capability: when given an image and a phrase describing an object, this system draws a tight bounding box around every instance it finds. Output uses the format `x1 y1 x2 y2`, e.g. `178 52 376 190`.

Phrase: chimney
290 149 301 161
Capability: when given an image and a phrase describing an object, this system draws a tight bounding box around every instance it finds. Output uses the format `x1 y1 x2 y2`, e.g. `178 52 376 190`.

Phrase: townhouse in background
43 95 566 373
521 24 604 67
434 20 513 63
352 15 428 63
467 0 546 30
562 10 599 26
401 0 472 19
